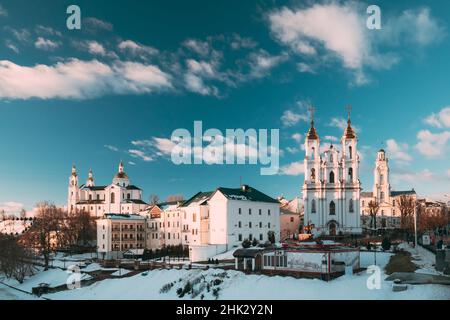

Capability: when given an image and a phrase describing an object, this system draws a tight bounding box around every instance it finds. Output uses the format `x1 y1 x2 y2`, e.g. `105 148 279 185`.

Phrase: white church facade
360 149 416 230
302 112 362 236
68 161 147 217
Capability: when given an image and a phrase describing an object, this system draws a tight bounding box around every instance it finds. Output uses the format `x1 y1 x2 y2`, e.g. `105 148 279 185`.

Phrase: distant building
97 213 146 259
360 149 417 230
279 197 302 240
68 162 147 217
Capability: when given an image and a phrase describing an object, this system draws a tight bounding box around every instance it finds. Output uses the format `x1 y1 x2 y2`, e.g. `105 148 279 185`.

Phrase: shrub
213 278 222 286
251 238 258 247
212 287 220 299
242 239 251 248
381 237 392 251
366 242 372 251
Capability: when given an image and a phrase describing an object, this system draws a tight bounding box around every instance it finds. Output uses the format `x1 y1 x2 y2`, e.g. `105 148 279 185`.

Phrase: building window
311 168 316 182
238 221 242 228
311 199 316 213
349 199 354 213
268 222 271 228
110 193 115 204
249 234 253 240
268 209 271 216
380 192 385 202
329 171 335 183
238 234 242 241
349 146 352 159
259 209 262 215
259 222 262 228
127 193 131 199
249 208 252 215
260 234 263 241
193 213 197 222
329 201 336 215
249 222 252 228
348 168 353 181
239 208 242 215
290 217 294 223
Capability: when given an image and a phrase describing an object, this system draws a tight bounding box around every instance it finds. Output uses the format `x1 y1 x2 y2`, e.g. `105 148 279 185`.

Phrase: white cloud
268 3 443 85
414 130 450 158
248 50 287 78
392 169 435 184
329 117 347 130
0 202 25 215
128 161 136 166
183 39 211 56
118 40 158 58
230 34 257 50
0 5 8 17
386 139 412 162
184 73 218 96
279 161 304 176
5 41 19 53
281 110 309 127
34 37 59 51
424 106 450 128
35 25 62 37
324 135 338 142
128 149 153 162
0 59 172 100
297 62 316 74
104 144 119 152
83 17 113 32
291 133 302 142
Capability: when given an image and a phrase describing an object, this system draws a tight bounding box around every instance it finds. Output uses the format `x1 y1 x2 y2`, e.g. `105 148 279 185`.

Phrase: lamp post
414 199 418 253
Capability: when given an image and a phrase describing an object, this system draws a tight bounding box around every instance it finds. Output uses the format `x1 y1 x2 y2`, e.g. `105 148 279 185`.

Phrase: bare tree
20 202 64 270
149 194 160 205
0 234 35 283
368 200 380 231
166 194 184 203
66 209 96 247
397 195 415 231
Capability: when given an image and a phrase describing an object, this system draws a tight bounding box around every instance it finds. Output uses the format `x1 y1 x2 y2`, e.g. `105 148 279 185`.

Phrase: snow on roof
104 214 146 220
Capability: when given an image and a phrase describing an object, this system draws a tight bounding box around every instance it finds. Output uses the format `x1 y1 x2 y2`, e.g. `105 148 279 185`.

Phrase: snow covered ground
0 219 32 235
1 244 449 300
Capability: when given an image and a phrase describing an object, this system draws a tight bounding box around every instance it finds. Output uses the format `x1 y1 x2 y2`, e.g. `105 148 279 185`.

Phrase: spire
306 106 319 140
87 168 94 187
71 163 77 176
343 105 356 139
119 160 124 173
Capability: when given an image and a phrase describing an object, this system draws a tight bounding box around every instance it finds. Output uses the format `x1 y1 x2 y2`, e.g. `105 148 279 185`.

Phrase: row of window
310 199 354 214
238 208 271 215
237 221 271 228
238 233 265 241
263 255 287 268
310 168 353 183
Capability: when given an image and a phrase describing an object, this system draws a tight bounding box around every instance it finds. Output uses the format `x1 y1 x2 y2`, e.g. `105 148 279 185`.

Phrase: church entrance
329 223 337 236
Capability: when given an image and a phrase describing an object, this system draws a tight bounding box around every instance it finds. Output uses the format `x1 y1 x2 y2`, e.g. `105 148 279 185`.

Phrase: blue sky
0 0 450 213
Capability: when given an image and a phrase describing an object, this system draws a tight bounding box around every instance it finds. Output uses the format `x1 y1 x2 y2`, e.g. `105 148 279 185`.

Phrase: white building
302 113 362 236
97 213 146 259
361 149 417 230
140 185 281 261
68 162 147 217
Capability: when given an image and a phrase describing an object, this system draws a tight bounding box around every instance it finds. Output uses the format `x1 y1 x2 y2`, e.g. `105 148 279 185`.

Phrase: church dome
306 121 319 140
343 119 356 139
114 171 129 179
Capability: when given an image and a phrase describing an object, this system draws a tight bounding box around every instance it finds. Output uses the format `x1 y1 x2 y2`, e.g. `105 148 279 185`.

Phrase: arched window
349 199 354 213
329 201 336 215
111 192 115 204
348 167 353 181
311 199 316 213
380 191 385 202
311 147 315 159
311 168 316 182
329 153 333 162
329 171 335 183
349 146 353 159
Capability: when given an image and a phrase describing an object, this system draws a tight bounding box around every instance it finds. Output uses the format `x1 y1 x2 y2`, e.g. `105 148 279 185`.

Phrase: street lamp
413 199 418 253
